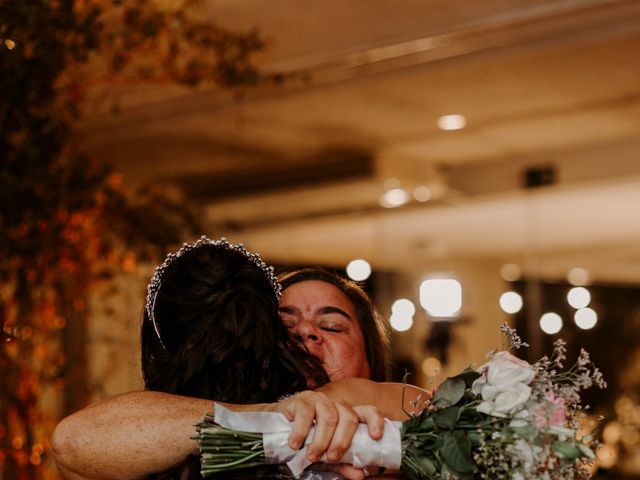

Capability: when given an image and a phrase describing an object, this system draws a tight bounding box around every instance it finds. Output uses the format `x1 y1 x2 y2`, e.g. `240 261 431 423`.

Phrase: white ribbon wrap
214 404 403 478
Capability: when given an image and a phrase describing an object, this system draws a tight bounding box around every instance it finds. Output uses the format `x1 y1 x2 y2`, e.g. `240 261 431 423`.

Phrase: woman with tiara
53 237 428 480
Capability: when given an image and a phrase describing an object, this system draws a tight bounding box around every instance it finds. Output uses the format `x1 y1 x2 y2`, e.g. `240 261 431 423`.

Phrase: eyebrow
278 305 353 321
318 306 353 321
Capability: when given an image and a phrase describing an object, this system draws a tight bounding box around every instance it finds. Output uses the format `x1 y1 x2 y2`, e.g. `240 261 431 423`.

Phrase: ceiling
79 0 640 283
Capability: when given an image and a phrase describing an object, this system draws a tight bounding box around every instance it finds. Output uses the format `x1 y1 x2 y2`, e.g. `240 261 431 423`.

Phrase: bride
53 237 428 479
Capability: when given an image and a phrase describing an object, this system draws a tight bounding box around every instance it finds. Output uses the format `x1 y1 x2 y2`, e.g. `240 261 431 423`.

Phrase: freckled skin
279 280 371 381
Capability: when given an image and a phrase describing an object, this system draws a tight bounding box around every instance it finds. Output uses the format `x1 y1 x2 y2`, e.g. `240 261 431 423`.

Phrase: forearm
52 383 428 480
316 378 429 421
52 391 266 480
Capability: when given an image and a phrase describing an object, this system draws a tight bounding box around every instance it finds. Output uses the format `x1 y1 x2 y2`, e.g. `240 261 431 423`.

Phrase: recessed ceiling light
380 188 410 208
437 114 466 131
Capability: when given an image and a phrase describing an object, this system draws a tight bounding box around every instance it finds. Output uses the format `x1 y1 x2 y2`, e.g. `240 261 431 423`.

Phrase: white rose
476 382 531 417
472 351 536 418
485 351 535 388
471 377 485 396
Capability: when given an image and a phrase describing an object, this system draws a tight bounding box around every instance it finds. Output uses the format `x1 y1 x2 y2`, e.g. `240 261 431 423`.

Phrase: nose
292 320 323 346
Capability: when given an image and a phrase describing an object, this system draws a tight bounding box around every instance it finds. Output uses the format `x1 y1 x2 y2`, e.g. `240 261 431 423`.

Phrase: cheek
326 336 369 377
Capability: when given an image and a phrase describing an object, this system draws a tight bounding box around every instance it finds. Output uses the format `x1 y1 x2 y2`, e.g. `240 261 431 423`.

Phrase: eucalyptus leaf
577 442 597 459
404 446 437 479
510 425 533 439
414 455 437 475
433 406 460 430
440 430 475 474
419 414 435 431
452 368 481 388
432 377 466 408
552 441 583 459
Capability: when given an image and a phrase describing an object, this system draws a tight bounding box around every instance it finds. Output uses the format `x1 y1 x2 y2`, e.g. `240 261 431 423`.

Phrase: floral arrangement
196 324 606 479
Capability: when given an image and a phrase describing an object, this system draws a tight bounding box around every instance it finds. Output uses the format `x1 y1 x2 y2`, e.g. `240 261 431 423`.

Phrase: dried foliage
0 1 268 478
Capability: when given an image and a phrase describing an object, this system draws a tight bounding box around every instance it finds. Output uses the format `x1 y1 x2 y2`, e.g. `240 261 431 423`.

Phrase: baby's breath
197 326 605 480
500 322 530 350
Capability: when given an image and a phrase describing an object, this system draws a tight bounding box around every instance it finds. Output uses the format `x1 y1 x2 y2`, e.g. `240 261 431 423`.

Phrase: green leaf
510 425 533 439
433 406 460 430
432 377 466 408
577 442 597 459
440 430 475 474
552 441 583 459
403 446 438 479
452 368 481 388
467 431 483 446
441 462 475 479
419 414 435 431
414 455 437 475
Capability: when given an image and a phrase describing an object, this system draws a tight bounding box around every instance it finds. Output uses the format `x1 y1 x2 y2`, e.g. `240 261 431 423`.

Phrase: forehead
280 280 355 312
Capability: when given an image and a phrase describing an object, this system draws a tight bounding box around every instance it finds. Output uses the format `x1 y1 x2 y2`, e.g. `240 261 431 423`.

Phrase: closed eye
322 327 342 332
320 322 345 333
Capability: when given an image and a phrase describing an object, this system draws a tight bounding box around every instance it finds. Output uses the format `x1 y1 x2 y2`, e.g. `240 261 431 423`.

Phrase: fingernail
307 453 318 462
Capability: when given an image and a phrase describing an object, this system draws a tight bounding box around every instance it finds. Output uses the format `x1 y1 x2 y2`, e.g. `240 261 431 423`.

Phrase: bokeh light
413 186 432 202
500 263 522 282
567 267 590 286
499 291 523 314
567 287 591 309
390 298 415 332
540 312 563 334
596 444 618 469
422 357 442 377
390 313 413 332
420 278 462 317
437 114 466 131
392 298 416 317
574 307 597 330
346 259 372 281
380 188 410 208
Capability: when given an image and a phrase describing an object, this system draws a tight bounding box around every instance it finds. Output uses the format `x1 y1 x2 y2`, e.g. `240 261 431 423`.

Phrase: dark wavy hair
141 243 329 479
278 268 390 382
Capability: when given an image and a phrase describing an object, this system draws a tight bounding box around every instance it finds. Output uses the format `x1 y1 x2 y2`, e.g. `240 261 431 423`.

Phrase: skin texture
53 280 394 479
52 379 429 480
280 280 371 381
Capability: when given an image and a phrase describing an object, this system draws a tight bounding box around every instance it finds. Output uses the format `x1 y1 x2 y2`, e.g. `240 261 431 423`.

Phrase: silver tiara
145 235 282 349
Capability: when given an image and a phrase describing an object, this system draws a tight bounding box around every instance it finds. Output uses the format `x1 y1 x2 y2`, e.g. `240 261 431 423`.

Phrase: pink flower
533 391 566 428
546 392 566 427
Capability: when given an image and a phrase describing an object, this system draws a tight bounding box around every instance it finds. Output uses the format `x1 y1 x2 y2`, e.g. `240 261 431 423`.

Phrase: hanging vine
0 1 270 478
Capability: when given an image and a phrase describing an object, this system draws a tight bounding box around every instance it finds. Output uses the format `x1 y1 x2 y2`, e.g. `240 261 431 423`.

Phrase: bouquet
196 324 606 479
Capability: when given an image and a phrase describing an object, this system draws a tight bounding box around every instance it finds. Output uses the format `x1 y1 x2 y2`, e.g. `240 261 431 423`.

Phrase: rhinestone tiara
145 235 282 349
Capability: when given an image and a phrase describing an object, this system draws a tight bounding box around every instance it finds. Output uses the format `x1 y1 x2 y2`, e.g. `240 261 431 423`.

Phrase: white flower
509 418 529 428
484 352 535 389
473 352 536 418
477 382 532 417
510 439 535 472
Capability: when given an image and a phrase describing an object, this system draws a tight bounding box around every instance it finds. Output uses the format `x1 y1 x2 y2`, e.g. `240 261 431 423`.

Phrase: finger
324 463 367 480
305 396 339 462
326 402 359 462
284 393 317 450
353 405 384 440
